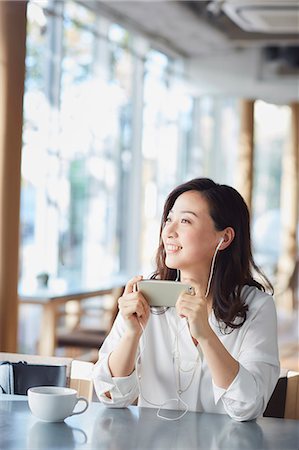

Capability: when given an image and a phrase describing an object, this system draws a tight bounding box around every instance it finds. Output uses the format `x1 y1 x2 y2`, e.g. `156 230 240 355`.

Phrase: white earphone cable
136 321 189 420
135 237 223 420
205 237 223 298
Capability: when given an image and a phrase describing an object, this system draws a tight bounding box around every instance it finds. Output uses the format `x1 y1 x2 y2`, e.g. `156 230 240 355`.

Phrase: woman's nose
167 222 178 237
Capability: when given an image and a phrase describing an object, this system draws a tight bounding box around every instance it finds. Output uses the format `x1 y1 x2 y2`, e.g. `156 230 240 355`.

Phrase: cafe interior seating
55 286 124 361
0 352 94 401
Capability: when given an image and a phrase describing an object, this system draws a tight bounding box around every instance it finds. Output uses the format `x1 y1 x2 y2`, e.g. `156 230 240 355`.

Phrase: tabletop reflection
28 421 87 449
91 407 266 450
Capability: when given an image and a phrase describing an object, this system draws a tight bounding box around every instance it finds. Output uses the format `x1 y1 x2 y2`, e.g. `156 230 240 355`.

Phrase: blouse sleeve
92 313 140 407
212 295 280 421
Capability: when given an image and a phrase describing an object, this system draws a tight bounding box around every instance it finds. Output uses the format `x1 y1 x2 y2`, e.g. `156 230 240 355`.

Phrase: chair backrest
0 353 94 401
69 359 94 401
264 369 299 419
284 371 299 419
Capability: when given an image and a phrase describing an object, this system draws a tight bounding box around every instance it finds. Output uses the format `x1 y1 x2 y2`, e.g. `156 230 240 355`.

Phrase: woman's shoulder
241 285 276 317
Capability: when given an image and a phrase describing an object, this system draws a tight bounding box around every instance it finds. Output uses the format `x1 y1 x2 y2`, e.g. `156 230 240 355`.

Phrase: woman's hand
176 280 239 390
118 275 150 336
176 280 212 342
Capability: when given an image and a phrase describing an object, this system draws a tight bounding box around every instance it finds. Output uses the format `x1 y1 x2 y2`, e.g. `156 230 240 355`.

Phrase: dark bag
0 361 67 395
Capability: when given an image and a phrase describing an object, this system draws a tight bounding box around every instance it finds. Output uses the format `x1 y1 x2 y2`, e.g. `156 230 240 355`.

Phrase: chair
56 286 123 361
0 353 94 401
264 369 299 419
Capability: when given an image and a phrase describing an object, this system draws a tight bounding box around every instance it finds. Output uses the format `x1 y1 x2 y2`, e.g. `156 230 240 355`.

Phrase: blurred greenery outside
19 1 294 352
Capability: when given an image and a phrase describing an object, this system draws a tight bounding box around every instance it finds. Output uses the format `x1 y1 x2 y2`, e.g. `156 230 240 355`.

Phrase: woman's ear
219 227 235 250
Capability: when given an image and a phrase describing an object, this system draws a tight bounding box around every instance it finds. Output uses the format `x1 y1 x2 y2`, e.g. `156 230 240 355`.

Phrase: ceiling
93 0 299 58
86 0 299 102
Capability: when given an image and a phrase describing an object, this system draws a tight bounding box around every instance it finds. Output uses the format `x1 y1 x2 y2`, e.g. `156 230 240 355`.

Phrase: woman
93 178 280 421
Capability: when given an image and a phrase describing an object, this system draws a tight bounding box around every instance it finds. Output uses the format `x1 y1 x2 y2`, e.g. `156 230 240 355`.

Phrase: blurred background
0 0 298 369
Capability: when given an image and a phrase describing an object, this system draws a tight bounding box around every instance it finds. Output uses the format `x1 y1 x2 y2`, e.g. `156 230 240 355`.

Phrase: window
252 101 291 278
20 2 135 289
20 2 253 289
140 50 196 274
193 96 240 186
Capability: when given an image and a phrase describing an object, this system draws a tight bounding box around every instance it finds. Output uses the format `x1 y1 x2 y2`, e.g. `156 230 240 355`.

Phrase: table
1 395 298 449
18 277 126 356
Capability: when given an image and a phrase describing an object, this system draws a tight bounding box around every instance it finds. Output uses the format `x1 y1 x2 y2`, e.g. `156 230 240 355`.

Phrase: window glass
59 7 124 285
20 1 54 285
140 50 195 274
193 96 239 186
20 3 243 286
252 101 291 278
20 2 134 289
180 97 200 181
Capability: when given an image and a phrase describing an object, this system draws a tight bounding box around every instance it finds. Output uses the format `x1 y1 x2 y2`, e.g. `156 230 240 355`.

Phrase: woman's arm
177 280 239 389
108 328 142 377
177 284 280 420
199 330 239 389
107 275 150 377
92 276 150 406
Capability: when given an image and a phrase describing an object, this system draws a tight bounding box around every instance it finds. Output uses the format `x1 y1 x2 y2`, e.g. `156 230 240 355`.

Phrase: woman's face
161 190 222 274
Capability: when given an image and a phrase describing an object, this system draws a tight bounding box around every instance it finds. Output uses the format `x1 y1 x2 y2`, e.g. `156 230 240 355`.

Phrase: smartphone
137 280 193 307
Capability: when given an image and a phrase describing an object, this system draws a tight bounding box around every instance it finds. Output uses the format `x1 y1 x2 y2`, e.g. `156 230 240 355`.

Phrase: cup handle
70 397 89 417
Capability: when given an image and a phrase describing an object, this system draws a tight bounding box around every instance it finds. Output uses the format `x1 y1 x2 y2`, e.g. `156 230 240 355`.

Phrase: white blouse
92 285 280 421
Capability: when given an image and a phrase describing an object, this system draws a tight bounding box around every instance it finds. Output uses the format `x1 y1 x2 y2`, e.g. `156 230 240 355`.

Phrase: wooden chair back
284 370 299 419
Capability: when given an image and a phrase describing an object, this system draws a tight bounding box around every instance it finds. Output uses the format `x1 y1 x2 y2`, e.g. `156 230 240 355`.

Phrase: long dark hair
152 178 273 330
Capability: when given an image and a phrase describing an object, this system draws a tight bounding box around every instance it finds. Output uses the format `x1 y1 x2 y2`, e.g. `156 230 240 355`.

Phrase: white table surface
0 395 298 449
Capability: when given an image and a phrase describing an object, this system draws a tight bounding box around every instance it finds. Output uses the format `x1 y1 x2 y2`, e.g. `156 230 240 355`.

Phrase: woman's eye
181 218 191 224
165 217 171 223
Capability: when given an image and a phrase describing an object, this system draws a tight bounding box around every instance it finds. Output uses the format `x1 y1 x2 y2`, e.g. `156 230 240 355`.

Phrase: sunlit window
21 1 53 285
140 50 196 274
20 2 134 289
193 96 239 186
252 100 291 279
20 1 241 289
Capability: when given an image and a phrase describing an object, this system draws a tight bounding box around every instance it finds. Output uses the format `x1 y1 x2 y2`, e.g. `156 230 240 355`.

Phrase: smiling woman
162 191 231 280
92 177 280 422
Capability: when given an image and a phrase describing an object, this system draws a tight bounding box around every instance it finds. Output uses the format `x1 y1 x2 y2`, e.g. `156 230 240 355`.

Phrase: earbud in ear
215 236 224 252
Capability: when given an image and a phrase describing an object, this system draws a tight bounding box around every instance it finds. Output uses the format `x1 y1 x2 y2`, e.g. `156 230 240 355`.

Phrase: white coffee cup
28 386 89 422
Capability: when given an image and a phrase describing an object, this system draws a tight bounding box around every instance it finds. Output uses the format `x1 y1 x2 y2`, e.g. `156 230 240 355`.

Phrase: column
276 103 299 310
0 1 27 351
237 99 255 211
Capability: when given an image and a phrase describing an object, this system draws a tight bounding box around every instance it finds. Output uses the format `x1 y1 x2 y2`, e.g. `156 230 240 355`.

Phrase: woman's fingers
121 300 146 318
118 277 150 333
176 291 205 318
123 275 143 296
118 291 149 319
181 278 205 298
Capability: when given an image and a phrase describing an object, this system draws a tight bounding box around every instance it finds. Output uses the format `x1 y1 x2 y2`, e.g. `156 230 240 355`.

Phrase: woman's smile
165 243 182 253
